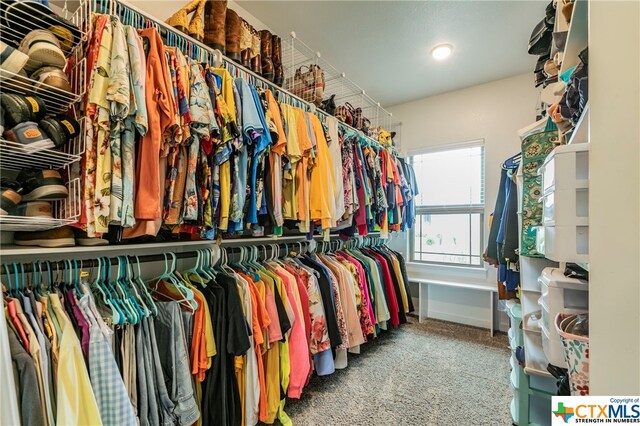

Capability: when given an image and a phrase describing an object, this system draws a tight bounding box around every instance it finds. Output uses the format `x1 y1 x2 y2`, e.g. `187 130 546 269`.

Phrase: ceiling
237 1 543 107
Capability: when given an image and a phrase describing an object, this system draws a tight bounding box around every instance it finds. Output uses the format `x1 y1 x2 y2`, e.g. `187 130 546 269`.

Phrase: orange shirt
134 27 176 220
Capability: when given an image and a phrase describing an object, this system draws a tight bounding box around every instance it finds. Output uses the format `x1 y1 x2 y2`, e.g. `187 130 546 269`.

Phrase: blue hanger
133 255 157 316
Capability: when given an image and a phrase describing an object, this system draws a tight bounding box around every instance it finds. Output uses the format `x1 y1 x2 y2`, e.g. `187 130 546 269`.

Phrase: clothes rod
0 237 383 275
0 241 305 274
0 233 384 273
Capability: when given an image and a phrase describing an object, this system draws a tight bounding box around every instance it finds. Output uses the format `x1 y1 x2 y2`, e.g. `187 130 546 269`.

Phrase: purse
291 64 325 106
320 94 336 115
335 102 354 126
352 107 365 130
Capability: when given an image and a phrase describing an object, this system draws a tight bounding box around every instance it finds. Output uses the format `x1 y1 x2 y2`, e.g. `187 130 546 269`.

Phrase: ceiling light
431 44 453 60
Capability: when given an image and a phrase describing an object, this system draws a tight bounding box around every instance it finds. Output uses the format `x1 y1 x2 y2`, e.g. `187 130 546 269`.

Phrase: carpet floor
279 318 512 426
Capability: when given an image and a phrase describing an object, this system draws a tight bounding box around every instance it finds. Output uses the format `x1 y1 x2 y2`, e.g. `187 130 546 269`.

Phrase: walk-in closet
1 0 638 425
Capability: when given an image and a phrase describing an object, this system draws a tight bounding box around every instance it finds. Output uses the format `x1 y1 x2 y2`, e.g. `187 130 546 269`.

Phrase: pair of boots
246 30 283 85
166 0 207 41
179 0 284 86
240 20 261 75
217 10 282 85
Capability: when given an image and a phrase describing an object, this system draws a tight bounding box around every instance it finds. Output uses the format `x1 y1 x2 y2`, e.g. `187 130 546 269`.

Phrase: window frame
409 140 485 268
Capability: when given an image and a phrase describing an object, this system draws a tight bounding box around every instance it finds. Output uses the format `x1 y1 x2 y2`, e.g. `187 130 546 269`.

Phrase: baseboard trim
425 310 492 330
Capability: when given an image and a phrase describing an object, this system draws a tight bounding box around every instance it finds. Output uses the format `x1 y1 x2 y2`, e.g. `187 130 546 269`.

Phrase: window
410 143 485 266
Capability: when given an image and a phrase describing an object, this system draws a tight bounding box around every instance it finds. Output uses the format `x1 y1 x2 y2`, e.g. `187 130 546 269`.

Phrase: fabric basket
520 118 558 256
555 313 590 396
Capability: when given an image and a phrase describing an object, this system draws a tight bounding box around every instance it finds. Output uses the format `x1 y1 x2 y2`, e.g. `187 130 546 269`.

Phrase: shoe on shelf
0 93 47 128
73 227 109 246
14 225 75 247
187 0 206 42
1 178 23 215
204 0 227 52
39 114 80 148
15 201 53 218
31 66 73 94
4 121 56 151
0 41 29 79
224 9 241 63
19 29 67 74
260 30 274 82
272 34 284 86
16 168 68 201
166 0 201 33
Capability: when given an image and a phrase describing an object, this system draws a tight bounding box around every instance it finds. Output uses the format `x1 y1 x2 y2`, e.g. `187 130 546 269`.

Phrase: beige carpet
279 318 512 426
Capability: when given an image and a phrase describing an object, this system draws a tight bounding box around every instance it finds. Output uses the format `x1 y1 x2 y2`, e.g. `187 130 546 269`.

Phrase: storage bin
542 225 589 263
539 144 589 196
539 267 589 313
541 320 567 368
539 297 587 336
510 356 519 389
556 313 590 395
523 327 550 376
541 188 589 227
520 257 559 292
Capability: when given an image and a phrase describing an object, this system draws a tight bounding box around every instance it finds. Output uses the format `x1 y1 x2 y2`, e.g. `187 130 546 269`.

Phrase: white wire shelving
0 0 88 233
281 32 402 148
0 139 82 171
0 175 81 232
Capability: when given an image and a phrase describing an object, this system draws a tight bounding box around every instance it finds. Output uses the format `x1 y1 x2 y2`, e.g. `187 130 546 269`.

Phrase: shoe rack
0 0 90 232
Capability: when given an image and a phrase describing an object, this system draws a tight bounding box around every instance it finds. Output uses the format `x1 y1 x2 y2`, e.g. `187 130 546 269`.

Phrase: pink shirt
275 268 310 399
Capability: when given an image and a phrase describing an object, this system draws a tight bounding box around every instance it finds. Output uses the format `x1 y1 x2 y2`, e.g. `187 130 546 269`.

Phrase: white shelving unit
559 0 589 76
0 0 88 233
511 0 591 407
567 103 589 145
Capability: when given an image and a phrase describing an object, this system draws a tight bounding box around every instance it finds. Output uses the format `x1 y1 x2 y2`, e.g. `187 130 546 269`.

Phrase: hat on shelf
3 121 56 151
31 66 73 94
0 41 29 80
553 31 568 52
19 29 67 74
46 14 80 54
3 0 81 53
541 81 566 105
544 59 559 78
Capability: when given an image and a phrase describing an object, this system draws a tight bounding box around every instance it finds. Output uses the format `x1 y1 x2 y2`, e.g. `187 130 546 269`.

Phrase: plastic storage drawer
541 188 589 227
541 320 567 368
539 267 589 313
541 225 589 263
539 144 589 196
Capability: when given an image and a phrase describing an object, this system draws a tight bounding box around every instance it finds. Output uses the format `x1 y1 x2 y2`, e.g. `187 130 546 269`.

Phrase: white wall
388 73 540 329
589 0 640 394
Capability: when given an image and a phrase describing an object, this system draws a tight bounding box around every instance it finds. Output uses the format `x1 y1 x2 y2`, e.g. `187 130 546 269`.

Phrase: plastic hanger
115 257 140 324
133 255 157 317
102 256 131 324
149 253 197 311
183 250 207 287
98 257 124 325
121 257 149 318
